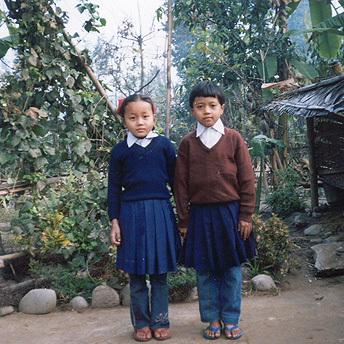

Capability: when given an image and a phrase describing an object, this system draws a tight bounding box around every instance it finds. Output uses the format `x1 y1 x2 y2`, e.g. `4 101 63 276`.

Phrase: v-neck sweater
174 128 255 226
107 135 176 220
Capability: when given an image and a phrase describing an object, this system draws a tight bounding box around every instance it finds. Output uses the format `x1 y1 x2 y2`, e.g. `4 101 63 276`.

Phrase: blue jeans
129 273 169 330
196 266 242 325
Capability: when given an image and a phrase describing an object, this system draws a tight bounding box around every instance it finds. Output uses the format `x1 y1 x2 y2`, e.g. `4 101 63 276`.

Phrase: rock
251 274 277 291
119 281 152 307
323 235 342 244
293 214 309 229
311 242 344 277
91 285 120 308
69 296 88 311
304 224 321 236
312 212 322 219
337 246 344 254
120 284 130 307
310 238 323 245
185 287 198 302
18 289 56 314
0 306 15 317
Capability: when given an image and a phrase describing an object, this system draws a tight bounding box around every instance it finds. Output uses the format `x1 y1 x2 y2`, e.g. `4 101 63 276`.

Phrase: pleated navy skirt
182 201 255 271
116 199 180 275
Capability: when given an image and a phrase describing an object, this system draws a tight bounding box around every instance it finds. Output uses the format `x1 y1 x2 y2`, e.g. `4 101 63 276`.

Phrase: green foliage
308 0 341 59
11 171 110 267
167 265 196 303
252 213 295 276
29 259 103 303
0 0 121 180
265 168 307 218
249 135 285 214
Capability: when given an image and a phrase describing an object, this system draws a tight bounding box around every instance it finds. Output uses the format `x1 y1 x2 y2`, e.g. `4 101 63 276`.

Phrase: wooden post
306 117 318 209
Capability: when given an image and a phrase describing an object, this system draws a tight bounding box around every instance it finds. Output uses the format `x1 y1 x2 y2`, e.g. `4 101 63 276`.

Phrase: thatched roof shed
262 74 344 209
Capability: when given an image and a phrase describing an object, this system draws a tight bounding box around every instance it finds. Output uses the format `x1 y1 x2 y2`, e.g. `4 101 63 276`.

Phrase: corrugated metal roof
262 74 344 117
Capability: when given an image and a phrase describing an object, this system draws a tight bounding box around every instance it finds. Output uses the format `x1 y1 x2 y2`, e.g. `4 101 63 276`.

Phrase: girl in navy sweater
107 94 179 342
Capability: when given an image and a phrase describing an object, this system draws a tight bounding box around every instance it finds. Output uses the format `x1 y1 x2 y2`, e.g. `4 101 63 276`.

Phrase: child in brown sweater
174 81 255 340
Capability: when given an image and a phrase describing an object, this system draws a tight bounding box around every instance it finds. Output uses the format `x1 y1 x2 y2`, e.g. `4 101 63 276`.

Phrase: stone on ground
251 274 277 291
91 285 120 308
119 284 130 307
311 242 344 277
18 289 56 314
69 296 88 311
0 306 15 317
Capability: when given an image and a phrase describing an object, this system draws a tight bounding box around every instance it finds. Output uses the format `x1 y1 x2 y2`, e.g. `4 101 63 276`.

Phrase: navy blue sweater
107 135 176 220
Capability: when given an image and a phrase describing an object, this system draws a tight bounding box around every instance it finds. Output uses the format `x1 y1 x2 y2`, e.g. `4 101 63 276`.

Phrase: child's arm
238 220 252 241
165 138 177 191
178 227 188 240
110 219 121 246
174 138 190 235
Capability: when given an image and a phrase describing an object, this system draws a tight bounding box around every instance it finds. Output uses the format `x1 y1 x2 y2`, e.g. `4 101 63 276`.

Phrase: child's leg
196 270 222 338
220 266 243 339
129 274 150 330
196 270 221 322
149 273 171 340
149 273 169 329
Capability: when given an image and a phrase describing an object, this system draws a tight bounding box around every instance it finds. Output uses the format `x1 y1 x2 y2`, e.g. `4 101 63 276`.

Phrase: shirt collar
196 118 225 137
127 131 158 147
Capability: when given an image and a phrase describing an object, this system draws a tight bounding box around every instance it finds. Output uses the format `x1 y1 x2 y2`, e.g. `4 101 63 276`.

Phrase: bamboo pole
165 0 173 138
306 117 318 209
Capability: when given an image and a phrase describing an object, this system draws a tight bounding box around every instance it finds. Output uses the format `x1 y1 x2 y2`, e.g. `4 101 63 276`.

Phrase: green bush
265 168 306 218
29 259 104 303
252 213 295 276
167 265 196 303
11 171 110 268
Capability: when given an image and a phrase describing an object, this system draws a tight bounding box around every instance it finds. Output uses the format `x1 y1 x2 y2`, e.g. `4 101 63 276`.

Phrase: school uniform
107 132 179 330
174 119 255 325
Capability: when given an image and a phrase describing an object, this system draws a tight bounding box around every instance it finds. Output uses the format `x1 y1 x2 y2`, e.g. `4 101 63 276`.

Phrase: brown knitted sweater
174 128 255 227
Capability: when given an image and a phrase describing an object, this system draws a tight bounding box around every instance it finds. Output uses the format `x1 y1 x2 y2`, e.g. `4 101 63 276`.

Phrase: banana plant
248 135 285 214
286 0 344 59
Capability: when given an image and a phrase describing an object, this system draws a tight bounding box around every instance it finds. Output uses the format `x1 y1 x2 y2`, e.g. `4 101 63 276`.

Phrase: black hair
119 94 155 116
189 81 225 108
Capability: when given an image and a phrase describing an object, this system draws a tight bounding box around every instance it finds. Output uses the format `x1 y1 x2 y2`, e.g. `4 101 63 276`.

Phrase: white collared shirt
127 131 158 148
196 119 225 148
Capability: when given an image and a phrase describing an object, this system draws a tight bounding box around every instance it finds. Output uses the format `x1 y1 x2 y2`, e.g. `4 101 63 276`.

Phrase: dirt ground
1 212 344 344
1 263 344 344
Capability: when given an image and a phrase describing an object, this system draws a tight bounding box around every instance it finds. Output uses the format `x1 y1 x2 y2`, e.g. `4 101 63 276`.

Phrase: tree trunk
165 0 173 138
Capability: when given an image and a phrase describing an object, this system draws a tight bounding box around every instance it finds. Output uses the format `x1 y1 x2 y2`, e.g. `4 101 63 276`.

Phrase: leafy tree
172 0 293 143
0 0 121 181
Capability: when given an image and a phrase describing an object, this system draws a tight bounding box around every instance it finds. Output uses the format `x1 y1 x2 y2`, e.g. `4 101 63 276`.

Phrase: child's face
191 96 225 127
123 100 156 138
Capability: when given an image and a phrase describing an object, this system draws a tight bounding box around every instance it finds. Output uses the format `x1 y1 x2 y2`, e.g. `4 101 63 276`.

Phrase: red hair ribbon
116 98 125 114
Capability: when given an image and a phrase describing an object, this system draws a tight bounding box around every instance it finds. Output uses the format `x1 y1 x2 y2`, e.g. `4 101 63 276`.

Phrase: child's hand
110 219 121 246
179 227 188 240
238 220 252 241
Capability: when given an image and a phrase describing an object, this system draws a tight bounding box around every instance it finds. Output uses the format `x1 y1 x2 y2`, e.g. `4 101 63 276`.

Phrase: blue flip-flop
203 326 222 340
224 326 242 340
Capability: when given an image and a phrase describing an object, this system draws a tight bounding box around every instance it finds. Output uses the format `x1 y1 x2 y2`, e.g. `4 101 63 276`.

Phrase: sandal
203 325 222 340
153 328 172 341
224 325 242 340
134 328 152 342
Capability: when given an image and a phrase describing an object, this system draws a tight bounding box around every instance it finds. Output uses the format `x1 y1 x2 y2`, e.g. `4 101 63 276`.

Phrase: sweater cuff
238 211 253 223
177 219 188 228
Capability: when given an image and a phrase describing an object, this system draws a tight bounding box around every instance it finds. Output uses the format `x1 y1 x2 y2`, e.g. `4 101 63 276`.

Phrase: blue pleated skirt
116 199 180 275
182 201 255 271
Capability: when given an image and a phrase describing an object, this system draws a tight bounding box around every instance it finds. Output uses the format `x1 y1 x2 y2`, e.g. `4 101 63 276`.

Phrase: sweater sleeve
107 145 123 220
234 132 256 222
174 136 190 228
